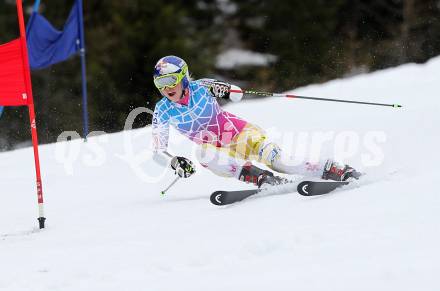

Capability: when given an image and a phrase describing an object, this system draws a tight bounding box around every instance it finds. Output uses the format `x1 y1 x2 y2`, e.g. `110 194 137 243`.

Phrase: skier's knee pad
258 142 282 166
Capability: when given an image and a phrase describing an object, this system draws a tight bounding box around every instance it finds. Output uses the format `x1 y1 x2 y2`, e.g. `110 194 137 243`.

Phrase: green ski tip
393 104 402 108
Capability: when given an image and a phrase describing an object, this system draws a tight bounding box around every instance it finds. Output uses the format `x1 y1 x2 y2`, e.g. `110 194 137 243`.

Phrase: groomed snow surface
1 57 440 291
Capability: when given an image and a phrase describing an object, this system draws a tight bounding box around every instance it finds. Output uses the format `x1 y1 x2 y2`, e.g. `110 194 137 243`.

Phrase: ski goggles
154 66 188 90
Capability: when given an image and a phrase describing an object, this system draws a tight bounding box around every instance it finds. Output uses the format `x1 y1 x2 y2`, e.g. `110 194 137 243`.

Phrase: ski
210 189 261 205
297 180 349 196
210 180 301 206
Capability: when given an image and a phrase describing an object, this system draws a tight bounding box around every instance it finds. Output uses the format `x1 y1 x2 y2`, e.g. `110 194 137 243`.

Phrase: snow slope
1 57 440 291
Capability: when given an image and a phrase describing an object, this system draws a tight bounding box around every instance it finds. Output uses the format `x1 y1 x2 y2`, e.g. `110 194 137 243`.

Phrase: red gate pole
16 0 46 229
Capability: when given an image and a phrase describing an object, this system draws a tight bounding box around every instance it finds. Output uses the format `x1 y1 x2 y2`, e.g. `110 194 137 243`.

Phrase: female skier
152 55 360 187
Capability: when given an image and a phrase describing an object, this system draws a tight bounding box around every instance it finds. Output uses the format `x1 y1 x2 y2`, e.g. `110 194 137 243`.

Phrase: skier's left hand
170 156 196 178
210 81 231 99
210 81 243 102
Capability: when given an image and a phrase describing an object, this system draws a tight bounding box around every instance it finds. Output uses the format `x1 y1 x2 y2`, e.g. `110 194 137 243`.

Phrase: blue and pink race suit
152 79 327 179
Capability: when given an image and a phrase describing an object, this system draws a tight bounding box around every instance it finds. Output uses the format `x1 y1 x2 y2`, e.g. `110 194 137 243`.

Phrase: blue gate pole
33 0 41 12
77 0 89 140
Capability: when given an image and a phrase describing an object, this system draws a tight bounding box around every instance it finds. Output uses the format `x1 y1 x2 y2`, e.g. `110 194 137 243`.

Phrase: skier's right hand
170 156 196 178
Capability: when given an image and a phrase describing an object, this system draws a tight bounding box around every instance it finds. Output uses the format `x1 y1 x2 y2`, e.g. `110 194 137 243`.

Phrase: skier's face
161 82 183 102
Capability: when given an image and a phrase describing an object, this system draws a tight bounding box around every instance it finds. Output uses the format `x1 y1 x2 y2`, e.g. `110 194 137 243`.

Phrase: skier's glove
210 81 243 102
170 156 196 178
210 81 231 99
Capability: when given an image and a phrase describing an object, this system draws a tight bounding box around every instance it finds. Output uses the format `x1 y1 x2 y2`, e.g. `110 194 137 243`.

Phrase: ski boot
322 159 362 181
238 162 288 188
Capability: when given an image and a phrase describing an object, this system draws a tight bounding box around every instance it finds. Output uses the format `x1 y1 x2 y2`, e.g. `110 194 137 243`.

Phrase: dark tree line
0 0 439 150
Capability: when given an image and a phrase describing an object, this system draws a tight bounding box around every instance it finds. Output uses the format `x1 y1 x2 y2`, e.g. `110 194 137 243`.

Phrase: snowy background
1 57 439 291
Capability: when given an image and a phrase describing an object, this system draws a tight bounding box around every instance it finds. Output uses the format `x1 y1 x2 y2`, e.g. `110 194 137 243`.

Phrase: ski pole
230 89 402 108
161 176 180 196
160 151 196 196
